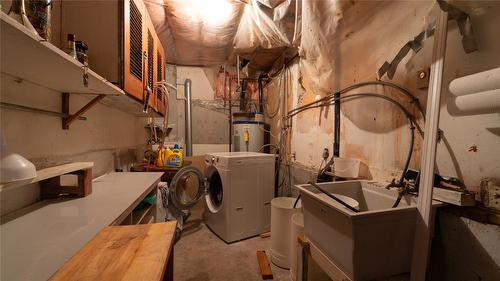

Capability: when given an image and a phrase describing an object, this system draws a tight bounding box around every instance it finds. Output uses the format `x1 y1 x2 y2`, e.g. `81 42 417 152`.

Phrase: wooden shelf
0 162 94 192
131 204 154 225
433 187 476 206
0 12 123 96
0 12 165 118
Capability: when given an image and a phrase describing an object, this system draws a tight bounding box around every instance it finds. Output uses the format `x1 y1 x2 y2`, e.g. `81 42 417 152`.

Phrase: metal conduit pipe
184 79 193 156
258 74 265 113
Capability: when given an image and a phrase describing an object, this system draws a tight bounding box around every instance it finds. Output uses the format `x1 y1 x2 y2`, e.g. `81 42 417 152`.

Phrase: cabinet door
155 39 166 116
124 0 145 101
146 28 155 111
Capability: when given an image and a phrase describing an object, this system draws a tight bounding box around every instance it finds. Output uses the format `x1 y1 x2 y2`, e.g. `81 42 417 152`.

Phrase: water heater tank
232 112 265 152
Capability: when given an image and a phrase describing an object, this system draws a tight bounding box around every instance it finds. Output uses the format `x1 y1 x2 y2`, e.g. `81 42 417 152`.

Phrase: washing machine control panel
206 156 220 166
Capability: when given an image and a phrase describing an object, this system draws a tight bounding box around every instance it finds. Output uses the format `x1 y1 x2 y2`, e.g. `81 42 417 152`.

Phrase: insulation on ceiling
145 0 244 66
145 0 300 68
299 0 347 96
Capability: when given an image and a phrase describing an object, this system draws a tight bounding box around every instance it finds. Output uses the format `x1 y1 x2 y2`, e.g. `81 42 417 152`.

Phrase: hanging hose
392 192 404 208
293 194 301 208
308 182 360 213
290 80 425 121
287 93 416 208
288 93 415 185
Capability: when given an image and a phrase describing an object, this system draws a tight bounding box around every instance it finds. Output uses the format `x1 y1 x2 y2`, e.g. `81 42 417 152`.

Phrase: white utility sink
297 180 441 281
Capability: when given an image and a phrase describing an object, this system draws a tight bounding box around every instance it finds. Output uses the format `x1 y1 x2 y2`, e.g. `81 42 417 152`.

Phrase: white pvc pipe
449 67 500 96
453 89 500 113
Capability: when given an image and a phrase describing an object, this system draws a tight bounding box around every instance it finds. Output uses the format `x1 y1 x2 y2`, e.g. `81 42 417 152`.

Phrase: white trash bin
290 213 304 281
270 197 301 269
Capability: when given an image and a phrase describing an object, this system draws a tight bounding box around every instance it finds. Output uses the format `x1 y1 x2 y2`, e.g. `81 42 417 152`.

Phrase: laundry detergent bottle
165 144 183 168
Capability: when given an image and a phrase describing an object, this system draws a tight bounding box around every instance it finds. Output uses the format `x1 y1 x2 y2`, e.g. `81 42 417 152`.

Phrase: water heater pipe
184 79 193 156
258 74 265 113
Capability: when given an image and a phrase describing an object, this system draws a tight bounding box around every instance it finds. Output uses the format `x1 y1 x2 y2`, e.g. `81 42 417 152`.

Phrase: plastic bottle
67 33 77 59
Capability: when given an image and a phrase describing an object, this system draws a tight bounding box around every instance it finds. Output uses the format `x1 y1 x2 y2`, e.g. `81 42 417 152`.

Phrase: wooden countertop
130 161 192 172
0 172 163 281
49 222 177 281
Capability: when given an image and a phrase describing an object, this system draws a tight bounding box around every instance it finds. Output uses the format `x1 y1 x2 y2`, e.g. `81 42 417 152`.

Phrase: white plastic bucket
290 213 304 281
334 157 361 179
270 197 301 269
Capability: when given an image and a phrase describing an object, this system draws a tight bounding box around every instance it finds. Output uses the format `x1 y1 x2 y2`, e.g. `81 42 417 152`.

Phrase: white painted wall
0 73 148 215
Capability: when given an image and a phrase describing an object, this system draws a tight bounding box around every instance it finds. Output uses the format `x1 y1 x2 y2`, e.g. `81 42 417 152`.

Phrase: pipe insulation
449 67 500 96
184 79 193 156
453 89 500 113
448 67 500 114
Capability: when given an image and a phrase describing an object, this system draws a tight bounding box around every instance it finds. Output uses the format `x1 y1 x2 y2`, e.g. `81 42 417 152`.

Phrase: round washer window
206 168 223 213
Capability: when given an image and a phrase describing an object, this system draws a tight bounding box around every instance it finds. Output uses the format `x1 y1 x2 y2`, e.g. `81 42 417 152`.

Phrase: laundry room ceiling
144 0 299 69
144 0 245 67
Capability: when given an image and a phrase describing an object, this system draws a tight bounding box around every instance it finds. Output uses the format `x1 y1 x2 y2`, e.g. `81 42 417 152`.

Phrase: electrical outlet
481 178 500 210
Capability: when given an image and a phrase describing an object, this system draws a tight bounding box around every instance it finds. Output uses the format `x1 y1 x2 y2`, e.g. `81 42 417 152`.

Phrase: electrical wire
316 158 326 181
293 194 301 208
258 143 278 152
257 123 279 139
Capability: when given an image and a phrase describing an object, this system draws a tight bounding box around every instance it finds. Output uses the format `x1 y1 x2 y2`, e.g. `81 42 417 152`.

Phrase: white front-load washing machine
168 152 275 243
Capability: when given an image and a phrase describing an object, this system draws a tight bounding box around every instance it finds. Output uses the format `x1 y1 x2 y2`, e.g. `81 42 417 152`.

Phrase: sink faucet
386 178 417 208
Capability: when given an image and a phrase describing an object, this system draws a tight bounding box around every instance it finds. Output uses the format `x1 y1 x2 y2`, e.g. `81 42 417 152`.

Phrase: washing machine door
169 166 206 211
205 165 224 214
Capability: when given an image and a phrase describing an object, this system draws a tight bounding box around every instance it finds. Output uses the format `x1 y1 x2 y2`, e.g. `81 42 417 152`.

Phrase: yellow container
165 146 183 168
156 148 165 167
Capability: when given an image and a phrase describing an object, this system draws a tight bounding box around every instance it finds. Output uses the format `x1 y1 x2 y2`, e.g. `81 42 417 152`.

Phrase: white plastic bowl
1 152 36 183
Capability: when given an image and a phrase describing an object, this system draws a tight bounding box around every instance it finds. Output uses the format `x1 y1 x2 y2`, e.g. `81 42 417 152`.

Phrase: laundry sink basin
296 180 440 281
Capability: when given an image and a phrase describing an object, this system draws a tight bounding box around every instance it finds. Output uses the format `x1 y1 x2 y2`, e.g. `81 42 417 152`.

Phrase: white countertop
0 172 163 281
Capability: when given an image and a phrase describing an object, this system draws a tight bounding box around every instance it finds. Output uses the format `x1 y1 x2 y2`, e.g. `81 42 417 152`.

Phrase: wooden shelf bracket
62 93 105 129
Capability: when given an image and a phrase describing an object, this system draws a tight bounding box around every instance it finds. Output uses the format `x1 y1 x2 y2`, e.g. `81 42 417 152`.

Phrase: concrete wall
169 66 230 151
0 74 148 216
430 207 500 281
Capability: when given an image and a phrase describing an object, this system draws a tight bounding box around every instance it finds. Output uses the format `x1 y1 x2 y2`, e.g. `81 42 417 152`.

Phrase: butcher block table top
50 221 177 281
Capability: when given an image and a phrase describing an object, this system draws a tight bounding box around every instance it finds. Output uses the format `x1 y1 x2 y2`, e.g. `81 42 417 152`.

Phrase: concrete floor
173 204 291 281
